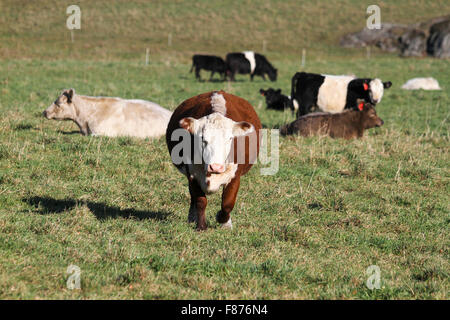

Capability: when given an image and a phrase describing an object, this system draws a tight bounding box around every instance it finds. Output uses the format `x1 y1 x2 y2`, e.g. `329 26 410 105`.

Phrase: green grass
0 0 449 299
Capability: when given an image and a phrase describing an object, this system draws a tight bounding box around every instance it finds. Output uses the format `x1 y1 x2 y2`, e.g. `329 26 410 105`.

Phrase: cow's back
281 113 330 136
193 55 226 70
92 98 171 138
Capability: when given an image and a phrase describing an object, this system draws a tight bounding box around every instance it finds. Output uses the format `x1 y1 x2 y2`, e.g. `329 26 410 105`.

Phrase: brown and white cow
43 89 172 138
166 91 262 231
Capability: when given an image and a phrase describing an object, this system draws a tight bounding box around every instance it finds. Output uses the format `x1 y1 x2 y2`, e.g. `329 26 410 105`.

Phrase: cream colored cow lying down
43 89 172 138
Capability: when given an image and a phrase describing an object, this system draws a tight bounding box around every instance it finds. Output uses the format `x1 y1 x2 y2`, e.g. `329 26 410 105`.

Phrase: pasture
0 0 449 299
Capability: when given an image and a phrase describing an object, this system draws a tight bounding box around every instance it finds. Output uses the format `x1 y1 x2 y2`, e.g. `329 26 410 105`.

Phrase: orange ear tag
358 102 364 111
363 83 369 91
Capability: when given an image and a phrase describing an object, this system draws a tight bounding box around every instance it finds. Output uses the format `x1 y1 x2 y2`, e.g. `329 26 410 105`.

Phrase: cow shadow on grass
14 124 34 131
182 75 249 83
188 78 229 83
23 196 171 221
57 130 81 135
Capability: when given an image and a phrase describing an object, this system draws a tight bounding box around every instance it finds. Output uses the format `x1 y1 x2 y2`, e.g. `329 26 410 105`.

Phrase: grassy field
0 1 449 299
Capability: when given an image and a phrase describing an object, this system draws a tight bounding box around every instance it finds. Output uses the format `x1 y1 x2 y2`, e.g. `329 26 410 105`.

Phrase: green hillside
0 1 448 299
0 0 449 61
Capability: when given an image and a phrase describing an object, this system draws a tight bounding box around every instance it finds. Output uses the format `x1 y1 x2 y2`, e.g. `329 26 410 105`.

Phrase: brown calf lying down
43 89 172 138
280 101 383 139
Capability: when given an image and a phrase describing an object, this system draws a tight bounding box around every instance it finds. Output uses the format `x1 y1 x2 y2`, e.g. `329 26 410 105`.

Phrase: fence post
301 49 306 68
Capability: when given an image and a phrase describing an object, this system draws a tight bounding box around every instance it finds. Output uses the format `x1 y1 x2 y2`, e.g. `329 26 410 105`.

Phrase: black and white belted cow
226 51 277 82
290 72 392 118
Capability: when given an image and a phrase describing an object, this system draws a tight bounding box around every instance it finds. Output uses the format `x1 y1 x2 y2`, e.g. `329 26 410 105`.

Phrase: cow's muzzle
208 163 225 174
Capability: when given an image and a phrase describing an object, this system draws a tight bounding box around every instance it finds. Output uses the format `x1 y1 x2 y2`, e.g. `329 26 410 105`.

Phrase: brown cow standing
280 101 384 139
166 91 262 231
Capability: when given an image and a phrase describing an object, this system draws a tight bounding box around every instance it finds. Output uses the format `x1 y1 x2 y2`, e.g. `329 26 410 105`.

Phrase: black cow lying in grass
190 54 227 81
226 51 277 82
290 72 392 118
259 88 298 113
280 100 384 139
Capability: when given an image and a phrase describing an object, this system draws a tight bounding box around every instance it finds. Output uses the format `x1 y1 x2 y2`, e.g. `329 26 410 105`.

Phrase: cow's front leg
216 176 241 229
188 178 208 230
195 67 201 81
229 71 236 82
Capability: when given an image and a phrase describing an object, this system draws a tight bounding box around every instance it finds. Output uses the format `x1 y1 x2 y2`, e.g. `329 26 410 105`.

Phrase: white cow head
179 112 254 174
43 89 76 120
368 79 392 104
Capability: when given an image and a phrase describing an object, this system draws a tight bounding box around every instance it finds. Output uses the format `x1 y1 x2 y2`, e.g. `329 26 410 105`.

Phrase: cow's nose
208 164 225 173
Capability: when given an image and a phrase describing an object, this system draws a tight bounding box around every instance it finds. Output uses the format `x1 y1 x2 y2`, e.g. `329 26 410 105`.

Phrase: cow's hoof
188 214 196 223
220 218 233 229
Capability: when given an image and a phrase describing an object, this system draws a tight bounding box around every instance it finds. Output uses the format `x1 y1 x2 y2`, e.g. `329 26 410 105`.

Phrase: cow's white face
43 89 76 120
180 112 254 174
369 79 384 104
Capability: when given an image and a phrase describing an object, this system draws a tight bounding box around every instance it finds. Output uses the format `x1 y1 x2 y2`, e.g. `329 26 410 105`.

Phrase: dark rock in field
427 20 450 58
340 15 450 58
340 23 408 52
399 29 427 57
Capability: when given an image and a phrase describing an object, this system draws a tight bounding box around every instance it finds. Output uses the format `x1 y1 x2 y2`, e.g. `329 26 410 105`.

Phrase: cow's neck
356 111 365 136
70 95 97 135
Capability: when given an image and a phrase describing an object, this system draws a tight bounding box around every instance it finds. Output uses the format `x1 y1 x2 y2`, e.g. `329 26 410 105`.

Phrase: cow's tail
190 57 195 73
290 72 303 116
290 72 301 105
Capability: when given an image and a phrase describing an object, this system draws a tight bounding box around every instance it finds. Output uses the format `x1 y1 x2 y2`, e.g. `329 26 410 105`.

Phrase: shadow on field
23 196 171 221
57 130 81 135
187 78 229 83
14 124 34 131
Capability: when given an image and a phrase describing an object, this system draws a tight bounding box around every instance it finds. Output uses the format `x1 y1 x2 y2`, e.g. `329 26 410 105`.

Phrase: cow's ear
63 88 75 103
276 89 281 94
383 81 392 89
259 89 265 96
232 121 254 137
356 99 365 111
179 117 196 133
